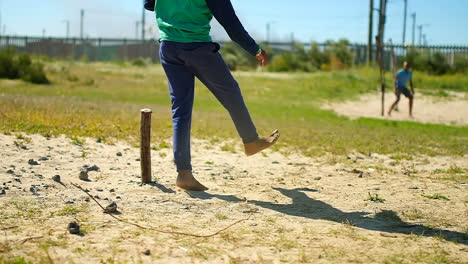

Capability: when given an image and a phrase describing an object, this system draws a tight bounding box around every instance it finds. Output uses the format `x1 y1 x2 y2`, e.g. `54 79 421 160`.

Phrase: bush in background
269 39 354 72
131 58 147 67
0 49 49 84
0 48 18 79
401 47 467 75
220 42 258 70
454 56 468 73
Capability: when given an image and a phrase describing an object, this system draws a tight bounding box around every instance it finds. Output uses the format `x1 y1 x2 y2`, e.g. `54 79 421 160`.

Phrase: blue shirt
395 69 413 88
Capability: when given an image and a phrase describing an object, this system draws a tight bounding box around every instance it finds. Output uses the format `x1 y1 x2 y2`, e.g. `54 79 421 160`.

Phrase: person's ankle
178 170 191 177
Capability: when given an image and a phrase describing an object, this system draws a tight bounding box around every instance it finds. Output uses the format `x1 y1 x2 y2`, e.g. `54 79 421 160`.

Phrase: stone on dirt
52 175 61 183
68 221 80 235
79 170 89 181
28 159 40 166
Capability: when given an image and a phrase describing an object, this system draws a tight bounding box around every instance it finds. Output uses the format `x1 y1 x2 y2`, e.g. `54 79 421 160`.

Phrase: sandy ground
322 92 468 126
0 133 467 263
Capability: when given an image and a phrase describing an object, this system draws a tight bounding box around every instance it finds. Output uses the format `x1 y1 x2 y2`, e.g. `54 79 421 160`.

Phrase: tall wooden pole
377 0 388 116
140 109 152 183
367 0 374 64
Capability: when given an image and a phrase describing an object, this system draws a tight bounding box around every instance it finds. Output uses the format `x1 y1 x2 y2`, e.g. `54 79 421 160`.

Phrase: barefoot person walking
144 0 280 191
388 61 415 117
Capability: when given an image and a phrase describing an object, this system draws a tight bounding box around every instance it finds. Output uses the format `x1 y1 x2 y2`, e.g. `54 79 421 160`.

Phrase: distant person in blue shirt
388 61 415 117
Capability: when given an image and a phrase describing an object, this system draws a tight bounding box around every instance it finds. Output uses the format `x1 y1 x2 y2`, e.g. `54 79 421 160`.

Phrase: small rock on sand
82 165 100 172
28 159 40 166
52 175 61 183
104 201 117 214
79 170 89 181
68 221 80 235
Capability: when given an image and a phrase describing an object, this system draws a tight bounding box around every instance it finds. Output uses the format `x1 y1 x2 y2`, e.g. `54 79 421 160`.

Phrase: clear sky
1 0 467 45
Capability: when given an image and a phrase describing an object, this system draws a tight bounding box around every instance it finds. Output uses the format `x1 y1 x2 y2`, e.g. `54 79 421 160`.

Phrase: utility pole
266 23 270 43
80 9 84 39
411 13 416 45
418 25 423 46
266 21 276 43
136 21 140 39
62 20 70 39
402 0 408 45
141 6 146 40
367 0 374 64
42 28 46 38
423 34 427 46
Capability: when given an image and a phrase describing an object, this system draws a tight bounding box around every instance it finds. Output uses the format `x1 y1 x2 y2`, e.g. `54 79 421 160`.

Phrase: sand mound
322 92 468 126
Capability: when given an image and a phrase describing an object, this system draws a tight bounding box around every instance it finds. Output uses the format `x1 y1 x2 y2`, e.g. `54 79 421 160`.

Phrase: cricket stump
140 109 152 183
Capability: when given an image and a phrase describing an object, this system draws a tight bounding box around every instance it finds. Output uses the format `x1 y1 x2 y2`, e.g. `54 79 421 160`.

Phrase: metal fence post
124 38 128 61
72 38 76 61
97 38 102 61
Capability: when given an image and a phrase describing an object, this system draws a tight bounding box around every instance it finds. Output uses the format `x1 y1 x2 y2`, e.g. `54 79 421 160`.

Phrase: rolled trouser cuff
175 160 192 172
242 133 259 144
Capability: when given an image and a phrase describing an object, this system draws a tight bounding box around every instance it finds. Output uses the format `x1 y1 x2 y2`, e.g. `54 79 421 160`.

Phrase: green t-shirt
156 0 213 43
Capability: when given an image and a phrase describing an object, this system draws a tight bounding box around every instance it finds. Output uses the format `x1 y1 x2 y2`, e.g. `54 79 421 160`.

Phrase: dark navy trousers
159 41 258 171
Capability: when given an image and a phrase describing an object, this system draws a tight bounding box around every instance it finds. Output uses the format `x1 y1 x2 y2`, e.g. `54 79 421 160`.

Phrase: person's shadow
188 187 468 245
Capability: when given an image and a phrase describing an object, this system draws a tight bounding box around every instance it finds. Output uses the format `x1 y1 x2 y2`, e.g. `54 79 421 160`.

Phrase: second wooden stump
140 109 152 183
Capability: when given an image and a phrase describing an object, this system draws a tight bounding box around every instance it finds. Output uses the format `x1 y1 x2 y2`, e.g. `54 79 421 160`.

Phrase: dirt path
322 92 468 126
0 133 467 263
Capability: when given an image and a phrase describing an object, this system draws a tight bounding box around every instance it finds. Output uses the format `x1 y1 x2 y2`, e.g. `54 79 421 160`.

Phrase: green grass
422 194 450 201
0 61 467 157
432 165 468 182
365 193 386 203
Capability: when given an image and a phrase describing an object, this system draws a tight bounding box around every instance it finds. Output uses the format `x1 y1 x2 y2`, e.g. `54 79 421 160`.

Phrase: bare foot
176 170 208 191
244 129 280 156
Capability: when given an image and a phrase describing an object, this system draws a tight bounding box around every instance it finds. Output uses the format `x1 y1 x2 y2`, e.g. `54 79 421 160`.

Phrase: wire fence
267 41 468 69
0 36 159 62
1 35 467 69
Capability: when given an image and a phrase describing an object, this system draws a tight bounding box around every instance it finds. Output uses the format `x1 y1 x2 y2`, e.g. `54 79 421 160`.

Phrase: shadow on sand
188 187 468 245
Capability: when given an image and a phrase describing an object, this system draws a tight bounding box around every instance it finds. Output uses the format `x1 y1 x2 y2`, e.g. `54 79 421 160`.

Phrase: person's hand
256 49 268 67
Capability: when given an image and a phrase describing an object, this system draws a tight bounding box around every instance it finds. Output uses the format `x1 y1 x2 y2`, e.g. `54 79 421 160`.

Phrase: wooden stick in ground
140 109 152 183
